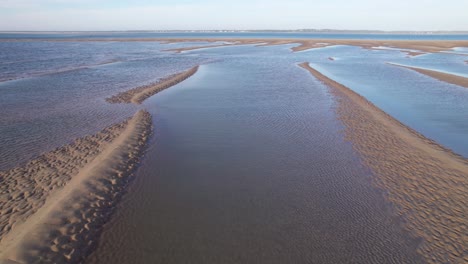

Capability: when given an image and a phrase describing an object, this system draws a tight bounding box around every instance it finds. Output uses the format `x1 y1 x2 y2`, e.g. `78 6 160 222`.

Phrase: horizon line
1 29 468 34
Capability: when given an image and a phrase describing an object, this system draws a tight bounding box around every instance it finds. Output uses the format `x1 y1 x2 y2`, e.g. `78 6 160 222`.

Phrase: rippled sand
106 66 199 104
300 62 468 264
0 111 152 263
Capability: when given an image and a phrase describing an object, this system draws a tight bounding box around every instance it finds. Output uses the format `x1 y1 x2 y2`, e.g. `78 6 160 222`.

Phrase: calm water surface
87 50 422 263
0 38 466 263
0 41 210 170
294 45 468 157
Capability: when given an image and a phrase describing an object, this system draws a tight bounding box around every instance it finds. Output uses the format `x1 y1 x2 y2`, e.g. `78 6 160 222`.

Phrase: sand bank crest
387 63 468 88
106 66 199 104
0 110 152 264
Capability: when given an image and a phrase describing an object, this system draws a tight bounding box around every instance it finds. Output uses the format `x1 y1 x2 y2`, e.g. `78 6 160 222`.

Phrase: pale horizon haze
0 0 467 31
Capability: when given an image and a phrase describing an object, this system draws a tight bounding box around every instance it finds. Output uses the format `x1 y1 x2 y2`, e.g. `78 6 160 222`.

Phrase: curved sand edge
299 62 468 264
387 62 468 88
0 110 152 264
106 66 199 104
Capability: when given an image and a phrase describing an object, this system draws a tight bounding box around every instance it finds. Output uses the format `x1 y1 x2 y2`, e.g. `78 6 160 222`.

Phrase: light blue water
390 53 468 77
288 45 468 157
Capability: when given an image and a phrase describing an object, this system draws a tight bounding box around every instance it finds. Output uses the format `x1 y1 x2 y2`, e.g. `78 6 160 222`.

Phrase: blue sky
0 0 467 31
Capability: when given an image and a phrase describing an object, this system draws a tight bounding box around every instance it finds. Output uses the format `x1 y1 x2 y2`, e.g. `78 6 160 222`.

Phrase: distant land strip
387 63 468 88
0 110 152 264
299 62 468 264
106 65 199 104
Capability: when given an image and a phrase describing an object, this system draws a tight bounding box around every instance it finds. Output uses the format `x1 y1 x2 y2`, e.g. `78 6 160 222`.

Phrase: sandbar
0 110 152 263
106 66 199 104
299 62 468 264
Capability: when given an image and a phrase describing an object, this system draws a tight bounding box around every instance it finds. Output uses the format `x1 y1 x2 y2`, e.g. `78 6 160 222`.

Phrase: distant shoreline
1 30 468 35
2 32 468 43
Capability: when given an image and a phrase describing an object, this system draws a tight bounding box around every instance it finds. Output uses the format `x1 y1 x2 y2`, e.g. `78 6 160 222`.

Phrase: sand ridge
387 63 468 88
0 120 128 241
299 62 468 264
106 66 199 104
0 110 152 263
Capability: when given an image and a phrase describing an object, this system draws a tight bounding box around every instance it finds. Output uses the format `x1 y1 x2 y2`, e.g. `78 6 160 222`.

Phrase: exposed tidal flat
0 35 467 263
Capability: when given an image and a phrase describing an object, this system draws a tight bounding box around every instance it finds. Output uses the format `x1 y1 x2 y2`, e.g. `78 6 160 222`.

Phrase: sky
0 0 467 31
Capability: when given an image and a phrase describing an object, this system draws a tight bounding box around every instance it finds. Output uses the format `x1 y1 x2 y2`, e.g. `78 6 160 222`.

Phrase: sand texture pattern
299 63 468 264
106 66 199 104
0 110 152 264
388 63 468 88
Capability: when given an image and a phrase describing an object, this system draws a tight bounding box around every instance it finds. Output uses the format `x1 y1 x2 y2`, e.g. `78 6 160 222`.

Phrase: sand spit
106 66 199 104
164 43 236 53
299 62 468 264
164 40 265 53
387 63 468 88
0 110 152 264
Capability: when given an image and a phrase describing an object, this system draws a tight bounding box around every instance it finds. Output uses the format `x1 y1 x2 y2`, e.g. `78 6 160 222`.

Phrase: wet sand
0 110 152 263
106 66 199 104
299 62 468 264
387 63 468 88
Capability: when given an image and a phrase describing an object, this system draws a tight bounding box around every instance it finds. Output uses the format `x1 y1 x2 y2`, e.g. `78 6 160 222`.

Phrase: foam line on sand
106 66 199 104
299 62 468 264
0 110 152 264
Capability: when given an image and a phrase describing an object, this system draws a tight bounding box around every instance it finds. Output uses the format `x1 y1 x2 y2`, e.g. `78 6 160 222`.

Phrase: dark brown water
86 49 423 263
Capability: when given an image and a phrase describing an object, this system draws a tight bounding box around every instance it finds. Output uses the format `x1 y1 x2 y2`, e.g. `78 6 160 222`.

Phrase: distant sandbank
0 110 152 263
158 38 468 54
387 63 468 88
106 66 199 104
5 37 466 55
299 62 468 264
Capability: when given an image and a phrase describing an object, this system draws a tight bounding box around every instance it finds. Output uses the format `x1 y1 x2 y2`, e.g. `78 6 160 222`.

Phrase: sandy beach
106 66 199 104
0 110 152 263
387 63 468 88
299 62 468 264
